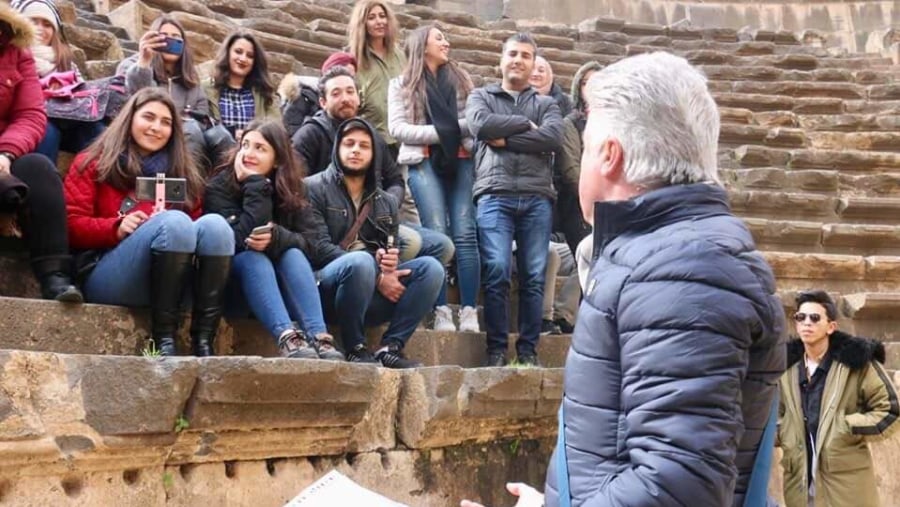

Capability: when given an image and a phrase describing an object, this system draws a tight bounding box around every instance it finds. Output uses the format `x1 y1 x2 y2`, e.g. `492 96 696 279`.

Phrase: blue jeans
35 119 105 164
408 157 478 307
477 194 552 355
407 223 454 306
227 249 327 341
317 251 443 350
84 211 234 306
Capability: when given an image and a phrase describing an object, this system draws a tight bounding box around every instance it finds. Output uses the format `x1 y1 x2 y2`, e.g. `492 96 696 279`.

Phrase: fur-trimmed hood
787 330 886 370
0 2 36 49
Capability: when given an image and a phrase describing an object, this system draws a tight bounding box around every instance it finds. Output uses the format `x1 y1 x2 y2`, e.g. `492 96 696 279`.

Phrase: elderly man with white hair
462 51 786 507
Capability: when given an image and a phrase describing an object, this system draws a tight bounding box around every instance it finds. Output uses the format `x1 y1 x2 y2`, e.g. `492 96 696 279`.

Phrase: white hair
585 51 720 187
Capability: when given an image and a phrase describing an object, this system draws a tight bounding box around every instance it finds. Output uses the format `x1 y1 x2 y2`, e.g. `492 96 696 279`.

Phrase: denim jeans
35 119 105 165
227 248 327 341
84 211 234 306
317 251 443 350
406 223 454 306
477 194 552 355
408 157 478 307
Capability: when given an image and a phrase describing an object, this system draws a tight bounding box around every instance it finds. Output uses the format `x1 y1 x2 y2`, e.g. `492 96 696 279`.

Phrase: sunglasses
793 312 824 324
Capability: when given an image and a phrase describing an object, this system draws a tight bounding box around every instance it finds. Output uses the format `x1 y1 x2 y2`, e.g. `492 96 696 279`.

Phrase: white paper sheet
284 470 408 507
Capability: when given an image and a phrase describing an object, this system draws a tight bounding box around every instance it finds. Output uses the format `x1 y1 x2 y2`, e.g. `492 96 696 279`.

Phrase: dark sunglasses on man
793 312 824 324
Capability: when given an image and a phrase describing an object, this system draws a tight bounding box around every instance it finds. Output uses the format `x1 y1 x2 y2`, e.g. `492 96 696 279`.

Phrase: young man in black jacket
303 118 444 368
465 33 564 367
293 65 452 270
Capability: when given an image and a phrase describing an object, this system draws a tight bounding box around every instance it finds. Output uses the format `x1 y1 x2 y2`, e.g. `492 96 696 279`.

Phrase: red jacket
0 4 46 158
64 152 201 250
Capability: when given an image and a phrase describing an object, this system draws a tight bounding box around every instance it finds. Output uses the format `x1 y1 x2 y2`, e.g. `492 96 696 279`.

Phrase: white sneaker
458 306 480 333
433 305 457 331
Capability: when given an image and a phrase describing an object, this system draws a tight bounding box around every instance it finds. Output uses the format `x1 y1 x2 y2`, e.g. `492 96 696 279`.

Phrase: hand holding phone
246 222 274 252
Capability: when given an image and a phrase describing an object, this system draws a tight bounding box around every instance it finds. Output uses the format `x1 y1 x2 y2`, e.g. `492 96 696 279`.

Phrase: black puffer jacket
302 119 400 270
291 110 405 209
544 183 786 507
465 84 563 202
203 171 311 259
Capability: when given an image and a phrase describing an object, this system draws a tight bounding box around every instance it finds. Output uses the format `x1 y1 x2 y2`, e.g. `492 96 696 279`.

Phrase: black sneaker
485 351 508 367
278 330 319 359
346 343 378 364
541 319 562 335
555 318 574 334
315 333 346 361
516 353 542 367
375 344 422 369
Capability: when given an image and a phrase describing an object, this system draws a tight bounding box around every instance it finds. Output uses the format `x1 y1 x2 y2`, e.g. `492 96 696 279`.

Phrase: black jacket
465 84 564 202
292 110 405 207
203 171 311 259
302 119 401 270
549 82 573 119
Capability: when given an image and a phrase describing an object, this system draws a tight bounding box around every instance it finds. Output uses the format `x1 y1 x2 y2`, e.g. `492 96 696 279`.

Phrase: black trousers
10 153 70 261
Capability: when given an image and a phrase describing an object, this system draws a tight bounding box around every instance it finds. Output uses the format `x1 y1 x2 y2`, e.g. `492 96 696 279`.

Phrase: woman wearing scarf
64 88 233 357
387 24 479 333
13 0 104 164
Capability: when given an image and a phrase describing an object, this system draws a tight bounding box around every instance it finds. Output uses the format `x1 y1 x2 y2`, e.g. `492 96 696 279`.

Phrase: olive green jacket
201 77 281 125
357 47 405 146
778 331 899 507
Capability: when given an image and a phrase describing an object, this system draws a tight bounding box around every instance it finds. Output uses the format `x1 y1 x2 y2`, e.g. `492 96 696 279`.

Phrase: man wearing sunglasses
777 290 899 507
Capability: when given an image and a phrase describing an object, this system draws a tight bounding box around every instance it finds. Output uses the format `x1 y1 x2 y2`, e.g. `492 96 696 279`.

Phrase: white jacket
387 75 474 166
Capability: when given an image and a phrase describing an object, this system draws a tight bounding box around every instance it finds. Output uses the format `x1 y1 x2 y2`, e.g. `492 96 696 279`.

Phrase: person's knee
417 256 445 285
482 254 510 282
399 225 421 261
194 213 234 255
341 251 377 282
153 210 197 252
11 153 60 184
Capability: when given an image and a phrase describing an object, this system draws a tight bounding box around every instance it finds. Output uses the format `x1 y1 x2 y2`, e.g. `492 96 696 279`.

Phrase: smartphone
250 224 274 236
135 176 187 203
157 37 184 56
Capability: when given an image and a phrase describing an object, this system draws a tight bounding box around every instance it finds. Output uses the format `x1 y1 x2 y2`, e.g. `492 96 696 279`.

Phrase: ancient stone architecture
2 0 900 504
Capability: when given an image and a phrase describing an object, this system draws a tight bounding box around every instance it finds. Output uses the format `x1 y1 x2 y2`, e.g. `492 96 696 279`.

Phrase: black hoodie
302 118 401 270
291 110 405 207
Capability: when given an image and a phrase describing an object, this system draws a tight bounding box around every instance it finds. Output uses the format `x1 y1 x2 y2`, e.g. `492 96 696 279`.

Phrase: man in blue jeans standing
466 33 563 367
304 118 444 368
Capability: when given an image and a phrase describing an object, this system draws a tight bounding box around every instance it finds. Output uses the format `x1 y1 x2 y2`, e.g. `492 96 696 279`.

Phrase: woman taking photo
64 88 234 357
388 24 478 333
0 1 81 302
204 120 343 361
116 15 213 172
13 0 104 164
204 30 280 142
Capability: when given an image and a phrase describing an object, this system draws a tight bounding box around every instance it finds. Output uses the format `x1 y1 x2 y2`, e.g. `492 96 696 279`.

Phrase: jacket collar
484 83 537 100
592 183 731 253
786 330 886 370
327 118 381 194
0 3 36 49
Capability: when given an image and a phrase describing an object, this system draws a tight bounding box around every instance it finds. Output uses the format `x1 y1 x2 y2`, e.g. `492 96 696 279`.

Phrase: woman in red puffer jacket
0 2 81 302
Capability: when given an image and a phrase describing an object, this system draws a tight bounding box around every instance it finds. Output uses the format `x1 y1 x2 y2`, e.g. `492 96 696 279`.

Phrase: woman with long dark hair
204 120 342 360
116 15 213 171
64 88 234 356
388 24 478 333
203 30 280 140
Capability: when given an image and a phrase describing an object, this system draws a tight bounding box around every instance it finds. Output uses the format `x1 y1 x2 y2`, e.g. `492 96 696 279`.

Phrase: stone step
732 146 900 172
702 65 856 84
713 92 843 114
745 219 900 255
764 251 900 293
75 16 129 40
790 114 900 133
723 167 900 198
838 196 900 224
716 80 866 100
729 190 839 221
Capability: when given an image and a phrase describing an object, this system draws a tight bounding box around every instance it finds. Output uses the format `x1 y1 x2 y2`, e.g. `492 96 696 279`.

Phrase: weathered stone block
396 366 560 449
764 252 865 281
63 23 123 61
842 292 900 320
822 224 900 254
743 218 822 251
789 149 900 172
732 145 791 167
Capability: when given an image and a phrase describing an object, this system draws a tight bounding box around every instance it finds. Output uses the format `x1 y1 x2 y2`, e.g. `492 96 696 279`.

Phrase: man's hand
460 483 544 507
486 138 506 148
529 121 539 130
245 224 273 251
117 211 149 240
376 247 400 274
0 154 11 175
234 151 257 182
377 268 410 303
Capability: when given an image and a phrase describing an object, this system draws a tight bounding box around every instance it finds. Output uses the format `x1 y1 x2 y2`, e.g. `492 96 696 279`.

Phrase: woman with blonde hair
388 24 478 333
347 0 405 150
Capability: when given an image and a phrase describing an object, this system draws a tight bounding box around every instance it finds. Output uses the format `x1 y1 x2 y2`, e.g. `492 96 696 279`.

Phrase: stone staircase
4 1 900 505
